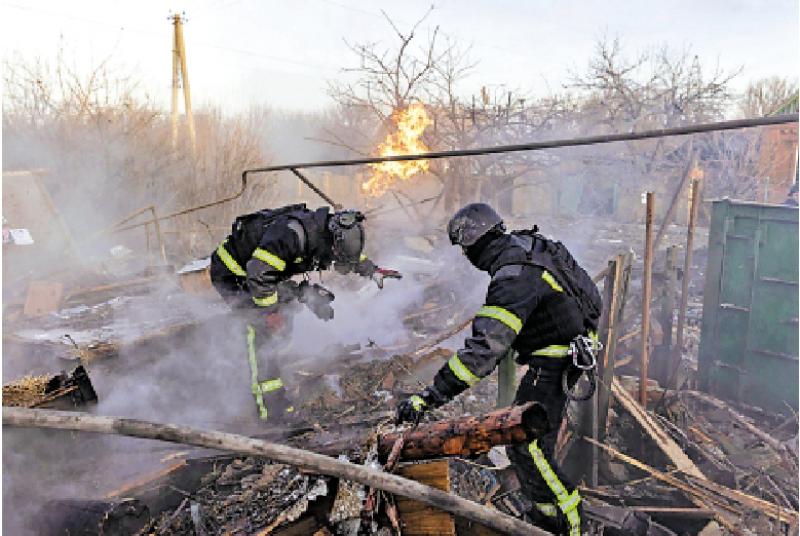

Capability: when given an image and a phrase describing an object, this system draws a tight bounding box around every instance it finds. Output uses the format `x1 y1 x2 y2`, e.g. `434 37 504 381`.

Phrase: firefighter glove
298 281 335 321
372 267 403 289
276 280 301 303
395 386 447 425
395 395 428 425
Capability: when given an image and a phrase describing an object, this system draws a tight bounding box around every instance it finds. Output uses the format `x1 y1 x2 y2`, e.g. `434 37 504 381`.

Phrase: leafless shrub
3 51 269 262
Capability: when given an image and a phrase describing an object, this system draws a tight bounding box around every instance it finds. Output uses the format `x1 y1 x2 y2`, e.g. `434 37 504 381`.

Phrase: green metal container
699 199 798 411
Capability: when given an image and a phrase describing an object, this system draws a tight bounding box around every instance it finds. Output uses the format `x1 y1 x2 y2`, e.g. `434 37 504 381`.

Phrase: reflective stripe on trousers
246 324 284 420
528 439 582 535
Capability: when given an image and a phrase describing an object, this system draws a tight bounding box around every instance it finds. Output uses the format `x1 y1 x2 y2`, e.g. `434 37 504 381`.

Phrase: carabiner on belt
569 335 602 371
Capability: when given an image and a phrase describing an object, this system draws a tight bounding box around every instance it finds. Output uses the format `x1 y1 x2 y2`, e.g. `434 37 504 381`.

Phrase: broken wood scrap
3 365 97 409
611 377 704 479
396 460 456 536
35 498 150 535
409 317 472 359
610 377 738 534
630 506 715 519
685 475 800 526
4 407 549 536
680 389 796 458
586 437 798 528
62 275 162 304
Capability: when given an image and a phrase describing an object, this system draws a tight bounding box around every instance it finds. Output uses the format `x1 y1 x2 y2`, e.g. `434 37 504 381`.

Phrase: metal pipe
121 114 798 231
640 192 655 407
243 114 797 176
113 174 247 232
290 168 341 209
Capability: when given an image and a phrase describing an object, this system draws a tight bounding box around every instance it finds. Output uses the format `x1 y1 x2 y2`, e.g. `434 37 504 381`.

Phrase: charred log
377 402 550 461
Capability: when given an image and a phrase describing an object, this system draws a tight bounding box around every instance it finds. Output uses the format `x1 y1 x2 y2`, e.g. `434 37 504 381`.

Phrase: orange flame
363 103 432 197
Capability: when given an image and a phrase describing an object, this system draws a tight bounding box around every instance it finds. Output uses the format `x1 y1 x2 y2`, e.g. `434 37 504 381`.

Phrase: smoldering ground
1 220 494 534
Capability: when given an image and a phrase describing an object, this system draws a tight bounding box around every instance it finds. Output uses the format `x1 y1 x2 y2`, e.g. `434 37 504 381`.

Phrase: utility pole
170 13 196 153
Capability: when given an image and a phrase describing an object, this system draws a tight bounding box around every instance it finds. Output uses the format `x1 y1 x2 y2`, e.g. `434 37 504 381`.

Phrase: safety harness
495 230 603 402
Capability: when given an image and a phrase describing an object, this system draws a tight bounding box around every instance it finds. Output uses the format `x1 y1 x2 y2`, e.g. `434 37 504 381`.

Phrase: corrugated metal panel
698 199 798 410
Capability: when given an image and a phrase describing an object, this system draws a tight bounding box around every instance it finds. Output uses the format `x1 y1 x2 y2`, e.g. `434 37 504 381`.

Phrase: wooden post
598 252 632 440
170 14 180 148
640 192 655 407
170 13 195 153
671 178 701 388
148 207 168 265
174 14 196 153
496 349 516 408
655 246 679 384
589 258 618 486
653 149 696 251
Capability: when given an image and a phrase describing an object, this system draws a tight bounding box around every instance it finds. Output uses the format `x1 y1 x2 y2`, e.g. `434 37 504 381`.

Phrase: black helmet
447 203 505 247
329 209 365 268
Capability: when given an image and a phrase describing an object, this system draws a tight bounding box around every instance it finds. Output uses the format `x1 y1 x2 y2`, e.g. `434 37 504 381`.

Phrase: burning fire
363 103 432 197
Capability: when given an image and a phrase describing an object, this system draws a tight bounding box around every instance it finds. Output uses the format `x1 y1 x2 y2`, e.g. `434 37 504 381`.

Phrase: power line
2 2 337 74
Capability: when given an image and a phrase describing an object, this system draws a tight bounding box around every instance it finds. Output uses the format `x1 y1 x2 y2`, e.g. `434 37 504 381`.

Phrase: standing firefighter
211 203 401 421
396 203 601 535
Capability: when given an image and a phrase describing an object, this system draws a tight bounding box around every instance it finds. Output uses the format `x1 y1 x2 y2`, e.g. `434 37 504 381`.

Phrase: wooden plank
671 178 701 388
640 192 655 406
23 280 64 317
610 378 734 535
654 246 679 384
586 437 797 527
598 252 633 440
396 460 455 536
611 377 704 478
179 268 213 294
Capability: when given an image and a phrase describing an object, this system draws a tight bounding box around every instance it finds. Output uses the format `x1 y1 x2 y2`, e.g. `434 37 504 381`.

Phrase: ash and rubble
3 215 797 536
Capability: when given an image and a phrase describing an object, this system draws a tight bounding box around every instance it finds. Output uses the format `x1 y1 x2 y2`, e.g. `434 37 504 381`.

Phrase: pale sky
2 0 798 113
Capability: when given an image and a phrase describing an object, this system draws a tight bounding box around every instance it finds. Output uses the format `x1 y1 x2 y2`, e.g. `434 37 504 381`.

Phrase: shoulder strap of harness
493 230 602 331
287 206 330 259
231 203 307 236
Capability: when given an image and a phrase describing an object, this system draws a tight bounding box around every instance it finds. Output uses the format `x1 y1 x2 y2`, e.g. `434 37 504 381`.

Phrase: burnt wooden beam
378 402 549 461
3 407 550 536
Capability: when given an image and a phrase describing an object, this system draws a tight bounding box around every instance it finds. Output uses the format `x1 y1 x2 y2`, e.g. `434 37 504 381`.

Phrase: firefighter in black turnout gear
396 203 601 535
211 203 401 421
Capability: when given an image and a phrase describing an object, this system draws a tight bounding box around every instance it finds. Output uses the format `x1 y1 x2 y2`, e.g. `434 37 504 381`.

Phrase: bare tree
738 77 799 118
3 51 268 261
562 37 748 214
326 13 567 217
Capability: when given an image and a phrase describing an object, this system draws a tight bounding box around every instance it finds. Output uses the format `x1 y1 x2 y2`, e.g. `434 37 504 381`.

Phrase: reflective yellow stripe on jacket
532 331 599 359
447 353 480 386
532 344 570 358
216 240 247 277
252 248 286 271
475 305 523 334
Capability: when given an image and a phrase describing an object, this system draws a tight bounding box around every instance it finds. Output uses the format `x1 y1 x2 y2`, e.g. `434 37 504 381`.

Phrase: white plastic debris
9 228 34 245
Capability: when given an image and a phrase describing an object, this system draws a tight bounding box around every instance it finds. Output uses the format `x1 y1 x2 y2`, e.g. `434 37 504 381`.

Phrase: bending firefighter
396 203 601 535
211 203 401 421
